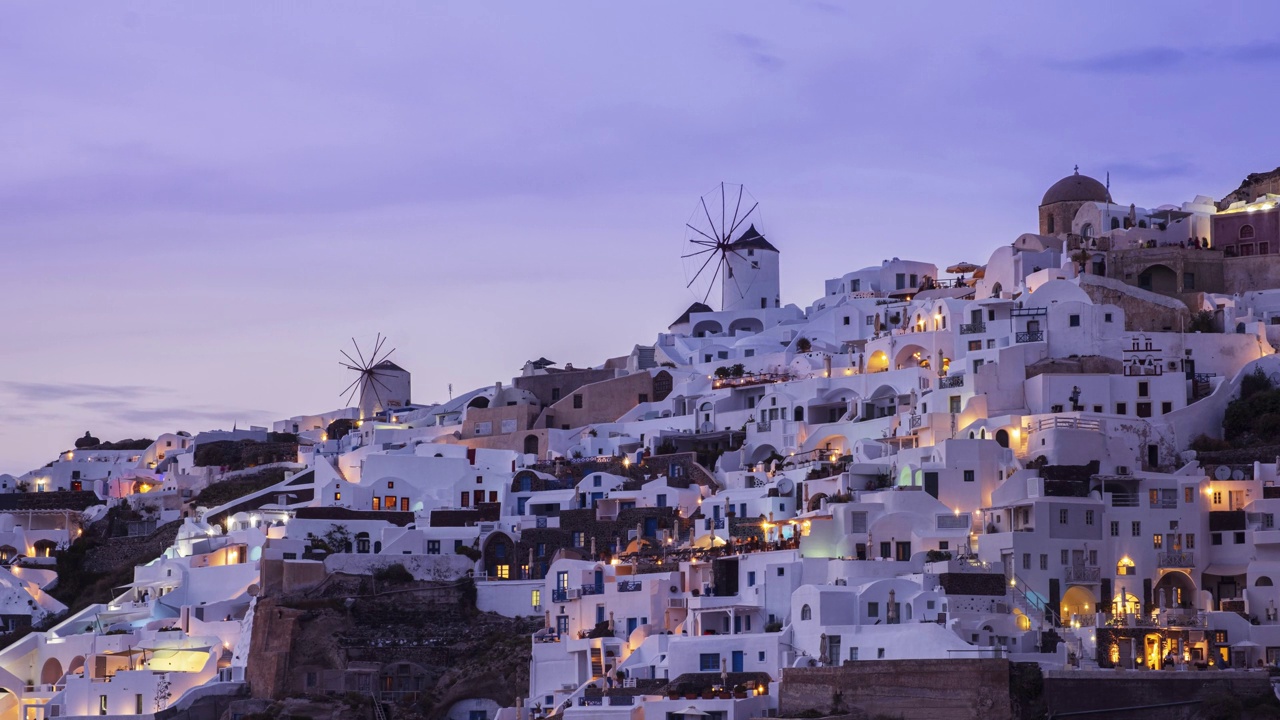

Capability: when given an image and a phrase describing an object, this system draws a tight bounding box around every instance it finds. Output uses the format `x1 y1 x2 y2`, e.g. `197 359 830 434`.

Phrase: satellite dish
247 584 260 597
1232 469 1246 481
776 477 795 496
1214 466 1232 481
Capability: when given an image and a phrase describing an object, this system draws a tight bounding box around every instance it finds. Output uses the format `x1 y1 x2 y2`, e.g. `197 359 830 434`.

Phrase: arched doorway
1137 264 1177 293
467 396 490 409
793 406 804 422
39 658 62 686
33 540 56 558
523 435 539 456
807 493 828 512
1060 586 1097 621
867 351 889 373
995 429 1010 448
1154 571 1196 610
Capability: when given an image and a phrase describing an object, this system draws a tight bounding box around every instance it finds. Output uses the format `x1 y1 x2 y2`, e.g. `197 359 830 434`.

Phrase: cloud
726 33 784 72
1049 42 1280 75
0 381 159 404
1102 157 1198 182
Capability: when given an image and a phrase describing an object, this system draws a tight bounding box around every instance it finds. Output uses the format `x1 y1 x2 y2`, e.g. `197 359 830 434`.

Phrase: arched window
800 604 812 621
1258 576 1274 587
1241 224 1256 240
794 406 805 422
1081 223 1093 239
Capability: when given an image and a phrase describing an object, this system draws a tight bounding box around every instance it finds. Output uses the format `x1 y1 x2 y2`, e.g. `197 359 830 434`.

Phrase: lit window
496 565 510 579
532 589 541 607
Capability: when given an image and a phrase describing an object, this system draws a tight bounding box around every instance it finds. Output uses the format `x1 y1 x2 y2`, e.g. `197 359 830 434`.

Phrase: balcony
1158 551 1195 568
939 375 964 389
959 322 986 335
755 420 771 432
1016 331 1044 343
617 580 642 592
1064 565 1101 583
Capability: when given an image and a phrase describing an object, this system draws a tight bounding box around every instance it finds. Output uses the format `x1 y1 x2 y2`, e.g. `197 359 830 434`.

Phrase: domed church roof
1041 168 1110 206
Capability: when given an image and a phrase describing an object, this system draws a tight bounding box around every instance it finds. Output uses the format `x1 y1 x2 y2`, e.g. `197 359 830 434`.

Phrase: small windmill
340 334 398 419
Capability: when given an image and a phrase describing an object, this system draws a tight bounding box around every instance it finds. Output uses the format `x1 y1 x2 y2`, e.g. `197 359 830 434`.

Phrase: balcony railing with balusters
1016 331 1044 343
1064 565 1101 583
617 580 642 592
959 322 986 335
939 375 964 389
755 420 771 432
1158 551 1195 568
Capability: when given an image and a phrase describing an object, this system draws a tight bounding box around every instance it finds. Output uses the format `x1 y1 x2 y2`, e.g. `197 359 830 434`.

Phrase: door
923 472 939 499
644 517 658 537
731 651 744 673
734 615 742 634
626 618 638 636
1230 491 1245 511
594 570 604 592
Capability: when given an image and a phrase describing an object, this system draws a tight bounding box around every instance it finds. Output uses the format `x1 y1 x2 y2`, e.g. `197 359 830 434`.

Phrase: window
1187 534 1195 549
387 480 394 489
385 496 396 510
777 567 785 576
1059 509 1068 524
1138 381 1149 397
801 604 812 621
495 564 510 579
1262 242 1271 255
100 696 108 715
1132 521 1141 537
964 470 975 482
968 340 982 351
1153 534 1163 549
1069 315 1080 327
700 654 720 672
896 273 906 290
747 571 756 587
1116 403 1127 415
878 648 886 659
1061 549 1069 565
427 540 440 555
1022 553 1030 570
334 492 341 501
1039 554 1048 570
1085 510 1094 525
551 388 560 402
1235 531 1246 544
1212 532 1222 545
843 316 850 326
1213 491 1222 505
1105 313 1113 323
401 497 410 511
866 316 875 326
1136 403 1152 418
1109 521 1119 537
136 694 144 714
1241 224 1256 240
849 648 859 661
573 394 583 409
1162 401 1172 414
1185 487 1194 504
373 497 382 511
1184 272 1195 290
867 602 879 617
572 532 585 547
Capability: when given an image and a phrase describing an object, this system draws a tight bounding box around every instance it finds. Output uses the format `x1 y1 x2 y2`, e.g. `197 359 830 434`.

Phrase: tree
729 363 746 377
796 337 812 353
713 366 731 379
1189 310 1218 333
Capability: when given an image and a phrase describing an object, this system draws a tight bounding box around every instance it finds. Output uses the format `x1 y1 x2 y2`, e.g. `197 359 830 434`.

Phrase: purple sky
3 2 1279 473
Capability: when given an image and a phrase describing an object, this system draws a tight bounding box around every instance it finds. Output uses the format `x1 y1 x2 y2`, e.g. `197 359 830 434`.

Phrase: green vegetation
1221 368 1280 446
194 439 298 470
372 563 414 584
191 467 288 509
1189 310 1220 333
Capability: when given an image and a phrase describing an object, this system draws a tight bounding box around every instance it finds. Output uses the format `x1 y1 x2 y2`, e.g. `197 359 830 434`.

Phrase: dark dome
1041 171 1109 206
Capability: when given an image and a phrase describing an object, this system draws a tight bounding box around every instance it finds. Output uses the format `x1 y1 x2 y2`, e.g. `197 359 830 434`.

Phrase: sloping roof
0 491 100 512
670 302 713 328
528 357 556 368
373 359 407 372
729 224 778 252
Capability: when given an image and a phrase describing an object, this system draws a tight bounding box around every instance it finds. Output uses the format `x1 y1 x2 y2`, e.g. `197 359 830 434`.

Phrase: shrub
1189 310 1218 333
457 546 482 562
764 621 782 632
796 337 812 353
1189 435 1232 453
326 418 356 442
373 563 414 584
925 549 952 562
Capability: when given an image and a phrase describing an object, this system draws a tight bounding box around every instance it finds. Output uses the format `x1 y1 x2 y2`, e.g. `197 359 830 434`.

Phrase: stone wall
778 659 1015 720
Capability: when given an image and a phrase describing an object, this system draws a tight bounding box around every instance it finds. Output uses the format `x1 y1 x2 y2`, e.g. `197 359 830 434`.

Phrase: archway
749 444 779 466
728 318 764 336
523 435 539 456
68 656 85 676
482 532 516 580
33 540 56 558
1154 571 1197 610
995 429 1010 448
691 320 723 337
1060 586 1097 620
1137 264 1177 293
893 344 928 371
39 658 62 686
1258 576 1274 587
867 350 889 373
807 493 828 512
467 396 490 409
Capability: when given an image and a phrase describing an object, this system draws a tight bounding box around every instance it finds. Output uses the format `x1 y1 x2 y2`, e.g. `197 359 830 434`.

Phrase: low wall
323 553 472 581
779 659 1015 720
1043 669 1273 719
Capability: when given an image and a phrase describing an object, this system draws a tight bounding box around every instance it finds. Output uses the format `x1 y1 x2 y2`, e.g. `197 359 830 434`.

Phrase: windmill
340 334 402 419
682 183 778 312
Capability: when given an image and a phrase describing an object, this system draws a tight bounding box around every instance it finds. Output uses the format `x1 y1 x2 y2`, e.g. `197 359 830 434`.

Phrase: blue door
734 616 742 634
627 617 638 636
644 517 658 537
594 570 604 592
732 651 744 673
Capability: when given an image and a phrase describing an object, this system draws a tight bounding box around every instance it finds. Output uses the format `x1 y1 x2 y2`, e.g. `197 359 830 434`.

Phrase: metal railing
959 322 986 335
1064 565 1101 583
1111 493 1140 508
1016 331 1044 343
1158 551 1195 568
617 580 642 592
939 375 965 389
755 420 771 432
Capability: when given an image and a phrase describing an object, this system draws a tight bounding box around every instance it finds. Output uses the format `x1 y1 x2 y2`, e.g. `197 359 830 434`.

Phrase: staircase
1010 573 1058 628
590 646 605 678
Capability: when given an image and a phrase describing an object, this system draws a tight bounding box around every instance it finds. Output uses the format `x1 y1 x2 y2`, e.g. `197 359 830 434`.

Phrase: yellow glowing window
385 496 396 510
372 497 381 511
334 492 341 501
532 589 541 606
496 565 510 579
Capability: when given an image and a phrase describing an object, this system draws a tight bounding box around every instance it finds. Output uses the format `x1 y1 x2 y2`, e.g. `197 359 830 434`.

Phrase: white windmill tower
682 183 781 312
340 334 411 419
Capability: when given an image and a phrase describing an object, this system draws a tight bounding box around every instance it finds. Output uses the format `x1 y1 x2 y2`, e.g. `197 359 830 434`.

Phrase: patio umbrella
947 261 981 274
679 707 710 717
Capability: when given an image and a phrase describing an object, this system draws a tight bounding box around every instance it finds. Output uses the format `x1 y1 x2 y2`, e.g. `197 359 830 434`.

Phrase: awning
1204 564 1248 577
